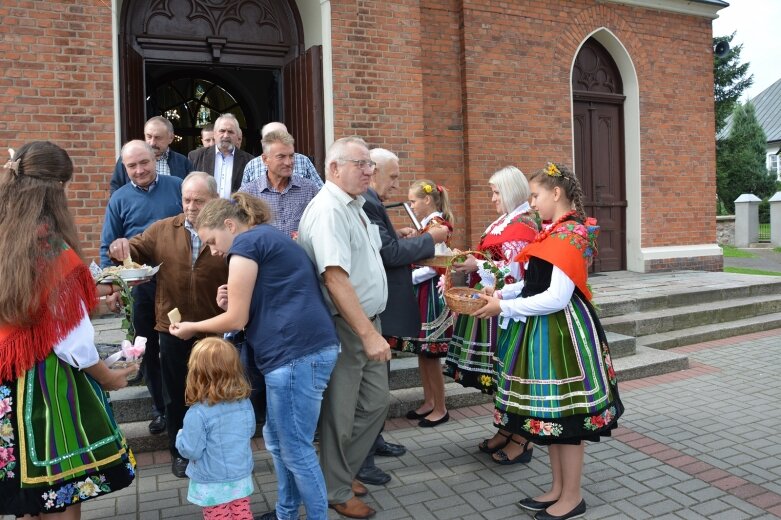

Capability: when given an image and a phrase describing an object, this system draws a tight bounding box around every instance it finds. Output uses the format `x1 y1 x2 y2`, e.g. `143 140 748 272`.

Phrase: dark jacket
363 188 435 338
110 149 193 194
188 145 255 194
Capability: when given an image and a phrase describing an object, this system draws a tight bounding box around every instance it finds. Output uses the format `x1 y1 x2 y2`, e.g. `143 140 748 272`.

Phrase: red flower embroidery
504 275 516 285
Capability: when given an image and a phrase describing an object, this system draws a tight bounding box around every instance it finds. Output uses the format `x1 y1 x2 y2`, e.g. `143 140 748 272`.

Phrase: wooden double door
120 0 324 169
572 39 627 272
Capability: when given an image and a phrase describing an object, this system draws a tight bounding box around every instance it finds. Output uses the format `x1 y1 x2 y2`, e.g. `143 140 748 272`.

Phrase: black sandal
478 430 511 454
492 436 533 465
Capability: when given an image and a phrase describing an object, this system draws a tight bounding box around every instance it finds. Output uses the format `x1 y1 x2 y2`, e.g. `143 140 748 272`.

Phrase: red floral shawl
0 246 97 380
515 216 599 301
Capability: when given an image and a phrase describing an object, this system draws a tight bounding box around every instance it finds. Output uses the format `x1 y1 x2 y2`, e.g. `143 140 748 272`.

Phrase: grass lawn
720 245 756 258
724 267 781 276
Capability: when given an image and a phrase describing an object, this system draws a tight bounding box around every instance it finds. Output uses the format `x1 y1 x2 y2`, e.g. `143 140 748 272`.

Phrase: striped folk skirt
0 353 135 516
493 293 623 444
443 314 499 393
395 276 454 358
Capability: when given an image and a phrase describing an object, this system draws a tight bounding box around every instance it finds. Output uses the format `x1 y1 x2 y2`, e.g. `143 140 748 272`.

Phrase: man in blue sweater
109 116 193 194
101 140 184 436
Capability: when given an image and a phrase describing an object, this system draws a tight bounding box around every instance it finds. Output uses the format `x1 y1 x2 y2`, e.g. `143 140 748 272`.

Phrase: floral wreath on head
545 162 561 177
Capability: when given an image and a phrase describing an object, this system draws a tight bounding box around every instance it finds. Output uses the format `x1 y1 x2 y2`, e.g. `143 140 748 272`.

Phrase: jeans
263 345 338 520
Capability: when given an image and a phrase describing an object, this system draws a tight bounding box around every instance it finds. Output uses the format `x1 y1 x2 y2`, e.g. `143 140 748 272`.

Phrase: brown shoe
329 497 376 519
352 479 368 497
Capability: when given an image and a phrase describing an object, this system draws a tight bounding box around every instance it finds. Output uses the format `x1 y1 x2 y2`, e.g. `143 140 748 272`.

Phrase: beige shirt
298 181 388 317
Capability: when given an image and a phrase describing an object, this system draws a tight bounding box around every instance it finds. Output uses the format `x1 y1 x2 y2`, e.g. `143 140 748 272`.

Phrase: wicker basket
442 250 495 315
417 254 456 268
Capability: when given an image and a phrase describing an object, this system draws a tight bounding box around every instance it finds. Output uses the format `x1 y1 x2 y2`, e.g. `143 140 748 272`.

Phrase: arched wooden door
572 38 626 272
120 0 324 168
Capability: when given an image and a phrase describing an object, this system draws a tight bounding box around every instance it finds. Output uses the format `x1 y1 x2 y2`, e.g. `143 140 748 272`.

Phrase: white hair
369 148 398 170
214 113 240 132
261 122 287 137
325 136 369 178
489 166 530 214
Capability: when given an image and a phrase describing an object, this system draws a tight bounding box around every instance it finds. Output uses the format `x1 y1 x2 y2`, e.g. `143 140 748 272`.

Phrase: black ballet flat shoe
534 499 586 520
492 436 533 465
478 430 511 454
405 408 434 420
418 412 450 428
518 497 557 512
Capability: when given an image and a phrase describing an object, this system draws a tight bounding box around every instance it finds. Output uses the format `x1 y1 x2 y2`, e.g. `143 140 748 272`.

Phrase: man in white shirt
189 113 254 199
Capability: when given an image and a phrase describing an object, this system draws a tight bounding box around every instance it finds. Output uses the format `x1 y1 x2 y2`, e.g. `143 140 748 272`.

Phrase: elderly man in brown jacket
108 171 227 478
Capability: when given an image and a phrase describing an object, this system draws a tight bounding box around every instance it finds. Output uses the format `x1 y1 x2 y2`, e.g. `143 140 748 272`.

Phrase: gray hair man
297 136 389 519
189 113 254 199
238 130 319 236
241 121 323 188
108 172 228 478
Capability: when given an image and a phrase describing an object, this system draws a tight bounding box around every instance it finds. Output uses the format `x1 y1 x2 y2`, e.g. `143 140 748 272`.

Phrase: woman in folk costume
0 142 137 519
473 163 623 520
444 166 539 458
397 180 455 427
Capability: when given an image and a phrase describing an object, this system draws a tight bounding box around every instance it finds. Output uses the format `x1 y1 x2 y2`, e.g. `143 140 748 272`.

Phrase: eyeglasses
340 158 376 171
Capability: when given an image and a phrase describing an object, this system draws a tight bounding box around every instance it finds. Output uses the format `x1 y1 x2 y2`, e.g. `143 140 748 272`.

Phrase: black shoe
518 497 557 512
534 499 586 520
492 436 533 465
255 513 277 520
375 441 406 457
148 415 166 435
356 465 391 486
418 412 449 428
171 456 188 478
405 408 433 420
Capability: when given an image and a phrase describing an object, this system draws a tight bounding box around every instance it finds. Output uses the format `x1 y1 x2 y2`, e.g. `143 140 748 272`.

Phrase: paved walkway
6 327 780 520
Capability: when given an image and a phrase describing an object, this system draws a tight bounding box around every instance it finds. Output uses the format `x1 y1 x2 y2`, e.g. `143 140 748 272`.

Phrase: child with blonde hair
396 180 455 427
176 337 255 520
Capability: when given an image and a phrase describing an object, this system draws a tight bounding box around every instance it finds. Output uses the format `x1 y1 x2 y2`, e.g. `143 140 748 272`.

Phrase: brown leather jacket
128 213 228 334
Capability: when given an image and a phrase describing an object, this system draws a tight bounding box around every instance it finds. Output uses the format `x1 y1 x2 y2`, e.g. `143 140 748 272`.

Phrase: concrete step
612 345 689 381
601 294 781 337
595 276 781 318
636 311 781 350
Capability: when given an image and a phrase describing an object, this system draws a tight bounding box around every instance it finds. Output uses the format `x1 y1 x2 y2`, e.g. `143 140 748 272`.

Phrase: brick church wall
0 0 116 262
330 0 718 269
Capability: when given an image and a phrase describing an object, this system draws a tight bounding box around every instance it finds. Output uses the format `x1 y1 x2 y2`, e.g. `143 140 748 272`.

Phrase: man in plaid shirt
239 130 320 236
241 122 324 188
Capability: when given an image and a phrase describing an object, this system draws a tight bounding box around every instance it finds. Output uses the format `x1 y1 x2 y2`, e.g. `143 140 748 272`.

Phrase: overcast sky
712 0 781 101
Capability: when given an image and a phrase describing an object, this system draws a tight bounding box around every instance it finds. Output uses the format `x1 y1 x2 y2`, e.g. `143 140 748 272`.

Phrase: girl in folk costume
397 180 455 427
473 163 623 520
0 142 137 519
445 166 539 460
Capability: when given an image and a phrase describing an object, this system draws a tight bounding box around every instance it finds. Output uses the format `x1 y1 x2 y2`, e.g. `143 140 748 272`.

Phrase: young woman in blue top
170 192 340 520
176 337 255 520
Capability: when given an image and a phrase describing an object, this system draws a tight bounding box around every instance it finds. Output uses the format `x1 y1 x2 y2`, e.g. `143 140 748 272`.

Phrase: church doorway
120 0 324 168
572 38 627 272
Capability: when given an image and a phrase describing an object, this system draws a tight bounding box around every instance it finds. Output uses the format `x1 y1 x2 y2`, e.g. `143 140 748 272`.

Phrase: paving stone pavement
6 328 781 520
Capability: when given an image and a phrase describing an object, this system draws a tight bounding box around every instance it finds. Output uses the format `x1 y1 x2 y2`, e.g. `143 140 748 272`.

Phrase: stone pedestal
734 194 761 247
770 192 781 247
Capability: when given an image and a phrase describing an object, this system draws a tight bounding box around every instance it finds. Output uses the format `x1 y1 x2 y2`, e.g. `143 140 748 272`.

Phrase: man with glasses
298 137 389 520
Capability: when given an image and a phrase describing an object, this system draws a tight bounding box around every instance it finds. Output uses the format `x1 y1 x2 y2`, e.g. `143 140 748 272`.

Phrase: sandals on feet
478 430 511 454
492 436 533 465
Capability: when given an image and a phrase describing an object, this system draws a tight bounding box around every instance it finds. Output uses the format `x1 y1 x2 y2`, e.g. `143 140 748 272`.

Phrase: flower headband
545 162 561 177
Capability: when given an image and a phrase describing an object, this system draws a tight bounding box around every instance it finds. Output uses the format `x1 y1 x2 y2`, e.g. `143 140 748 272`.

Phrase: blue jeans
263 345 338 520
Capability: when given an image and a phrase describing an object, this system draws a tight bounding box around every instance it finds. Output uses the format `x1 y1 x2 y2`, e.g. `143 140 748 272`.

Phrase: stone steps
600 294 781 337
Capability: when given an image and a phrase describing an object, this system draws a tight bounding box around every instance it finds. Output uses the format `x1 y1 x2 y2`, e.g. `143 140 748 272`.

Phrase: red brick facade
1 0 720 271
0 0 116 261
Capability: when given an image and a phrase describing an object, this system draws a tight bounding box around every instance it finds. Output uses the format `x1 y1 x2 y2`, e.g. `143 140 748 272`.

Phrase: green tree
717 101 775 213
714 32 753 135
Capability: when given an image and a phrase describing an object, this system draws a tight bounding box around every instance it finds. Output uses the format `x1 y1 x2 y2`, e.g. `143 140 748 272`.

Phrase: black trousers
133 282 164 418
159 331 195 457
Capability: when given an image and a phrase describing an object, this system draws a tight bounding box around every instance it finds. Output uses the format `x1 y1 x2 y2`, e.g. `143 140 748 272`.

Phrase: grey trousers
321 316 390 504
